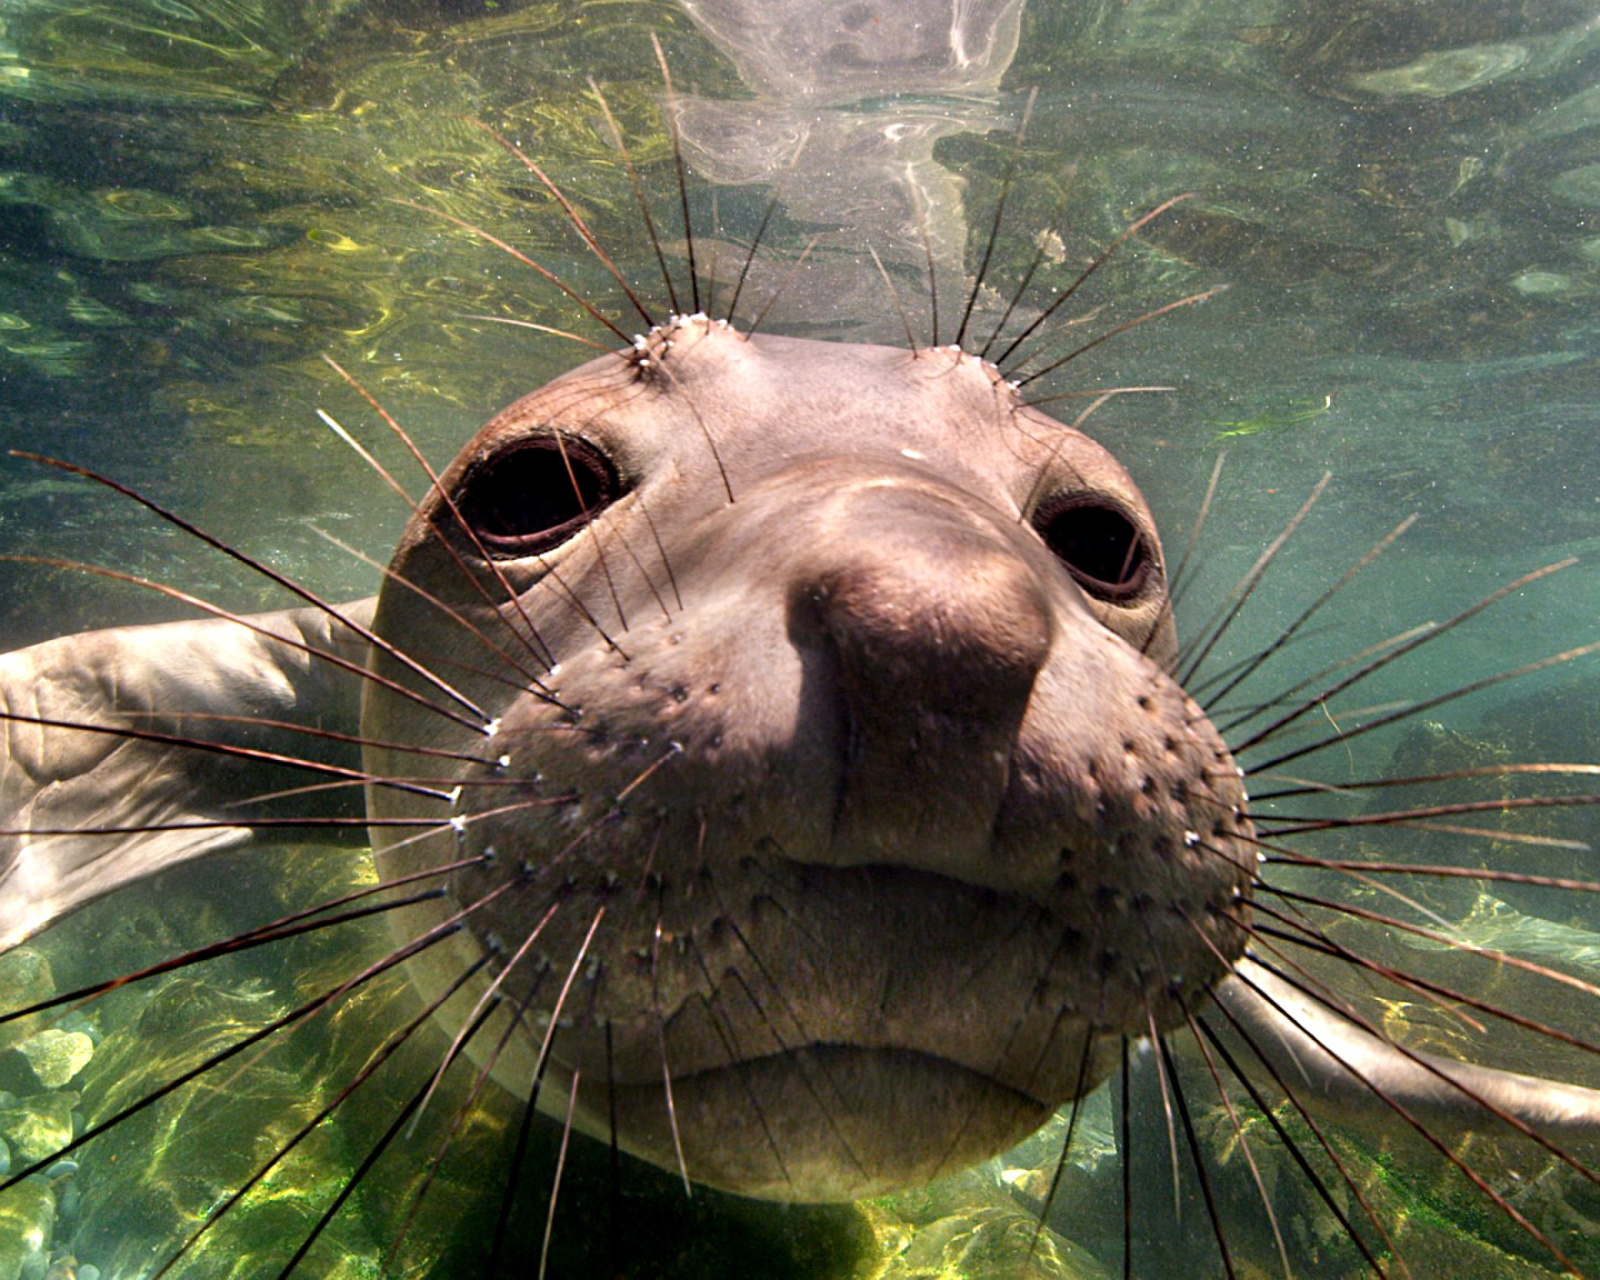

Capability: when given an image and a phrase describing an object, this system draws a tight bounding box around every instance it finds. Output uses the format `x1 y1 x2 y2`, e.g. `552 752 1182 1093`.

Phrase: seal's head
363 314 1254 1201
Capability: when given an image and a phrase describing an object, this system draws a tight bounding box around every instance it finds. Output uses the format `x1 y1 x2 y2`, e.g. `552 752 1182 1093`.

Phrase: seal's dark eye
455 435 619 558
1033 495 1152 603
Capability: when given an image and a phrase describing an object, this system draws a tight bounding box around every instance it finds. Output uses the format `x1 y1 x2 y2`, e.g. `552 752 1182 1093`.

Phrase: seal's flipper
1212 957 1600 1144
0 600 374 947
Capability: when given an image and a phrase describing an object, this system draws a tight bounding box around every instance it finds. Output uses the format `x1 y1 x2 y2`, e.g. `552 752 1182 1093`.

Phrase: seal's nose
787 485 1054 876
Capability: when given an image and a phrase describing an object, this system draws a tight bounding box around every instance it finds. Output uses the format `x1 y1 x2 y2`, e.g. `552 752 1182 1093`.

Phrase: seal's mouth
579 1043 1061 1202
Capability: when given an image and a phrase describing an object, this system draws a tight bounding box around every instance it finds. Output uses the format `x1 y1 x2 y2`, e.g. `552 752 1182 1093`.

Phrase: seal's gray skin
1 317 1598 1203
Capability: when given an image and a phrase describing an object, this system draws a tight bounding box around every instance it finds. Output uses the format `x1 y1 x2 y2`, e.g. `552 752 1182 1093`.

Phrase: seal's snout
788 491 1053 872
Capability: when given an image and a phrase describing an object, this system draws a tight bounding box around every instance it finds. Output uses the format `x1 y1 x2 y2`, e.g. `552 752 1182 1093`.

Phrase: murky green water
2 0 1600 1276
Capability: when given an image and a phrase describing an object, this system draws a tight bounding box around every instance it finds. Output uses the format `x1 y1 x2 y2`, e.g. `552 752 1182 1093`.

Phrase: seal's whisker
690 927 870 1182
1195 513 1419 708
993 192 1195 371
320 355 582 668
0 906 461 1196
0 707 455 806
1212 624 1436 736
1245 960 1577 1275
723 194 780 325
1014 284 1229 391
473 108 656 329
1176 472 1331 689
288 995 504 1279
11 451 497 730
683 950 798 1194
652 34 701 318
1180 908 1407 1277
3 550 489 734
1190 1004 1402 1279
1244 950 1597 1266
1256 759 1600 802
1157 1029 1240 1278
1265 884 1600 1003
1181 999 1294 1279
650 915 693 1196
651 348 736 504
1152 450 1227 662
0 874 465 1028
1264 849 1600 896
1252 637 1600 779
391 195 633 344
954 86 1037 352
1252 908 1600 1067
1228 558 1578 760
309 524 560 697
635 491 685 613
384 987 543 1269
1024 1032 1098 1265
409 897 561 1135
149 951 492 1279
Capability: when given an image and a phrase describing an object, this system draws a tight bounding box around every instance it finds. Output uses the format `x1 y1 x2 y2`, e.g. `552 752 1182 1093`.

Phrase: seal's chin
581 1045 1056 1202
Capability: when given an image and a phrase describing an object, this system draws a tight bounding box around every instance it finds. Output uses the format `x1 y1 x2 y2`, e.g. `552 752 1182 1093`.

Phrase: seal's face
362 316 1254 1200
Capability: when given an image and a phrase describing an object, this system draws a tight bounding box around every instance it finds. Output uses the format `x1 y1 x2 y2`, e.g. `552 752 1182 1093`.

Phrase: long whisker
652 33 701 317
1230 558 1577 759
954 87 1037 352
993 193 1196 371
10 451 495 730
1176 472 1331 689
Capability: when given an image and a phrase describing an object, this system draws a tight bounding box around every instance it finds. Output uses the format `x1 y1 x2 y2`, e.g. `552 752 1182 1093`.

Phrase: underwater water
0 0 1599 1276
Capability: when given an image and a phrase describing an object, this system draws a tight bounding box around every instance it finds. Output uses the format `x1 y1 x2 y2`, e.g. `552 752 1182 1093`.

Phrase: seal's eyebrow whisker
319 356 572 670
744 232 822 341
150 950 494 1278
868 244 920 356
954 86 1037 354
589 74 681 318
652 33 701 319
390 195 635 344
471 110 659 330
724 194 780 326
992 192 1197 372
977 175 1072 363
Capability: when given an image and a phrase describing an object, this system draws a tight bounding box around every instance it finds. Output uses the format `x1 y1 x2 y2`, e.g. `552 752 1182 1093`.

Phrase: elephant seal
4 209 1600 1280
